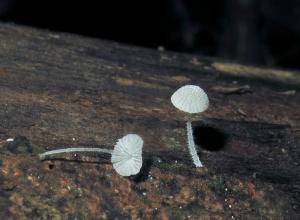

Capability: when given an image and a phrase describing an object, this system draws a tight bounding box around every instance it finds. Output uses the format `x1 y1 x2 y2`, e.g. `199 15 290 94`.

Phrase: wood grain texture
0 23 299 219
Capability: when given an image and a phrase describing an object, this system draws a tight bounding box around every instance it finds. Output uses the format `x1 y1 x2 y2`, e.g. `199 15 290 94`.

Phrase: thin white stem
186 120 203 167
39 147 113 160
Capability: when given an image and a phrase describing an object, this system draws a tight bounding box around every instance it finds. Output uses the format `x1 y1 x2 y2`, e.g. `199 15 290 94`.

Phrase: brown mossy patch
113 77 169 90
170 75 191 82
212 62 300 83
0 68 8 77
0 151 295 219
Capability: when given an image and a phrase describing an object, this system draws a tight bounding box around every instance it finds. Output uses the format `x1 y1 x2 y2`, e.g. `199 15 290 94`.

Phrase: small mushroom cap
171 85 209 114
111 134 143 176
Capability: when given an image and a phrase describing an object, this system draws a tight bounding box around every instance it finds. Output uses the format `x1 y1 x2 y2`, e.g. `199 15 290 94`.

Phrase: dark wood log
0 23 299 219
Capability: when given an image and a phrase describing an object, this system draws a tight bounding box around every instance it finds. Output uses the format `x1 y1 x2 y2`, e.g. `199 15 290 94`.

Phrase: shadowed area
132 158 153 183
193 125 228 151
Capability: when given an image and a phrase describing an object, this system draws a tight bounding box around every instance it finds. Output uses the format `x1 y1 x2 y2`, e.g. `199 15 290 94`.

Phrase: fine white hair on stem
186 120 203 167
39 147 113 160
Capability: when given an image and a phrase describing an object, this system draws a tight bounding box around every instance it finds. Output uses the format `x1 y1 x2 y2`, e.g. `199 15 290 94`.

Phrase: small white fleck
225 199 227 202
225 188 228 192
67 185 71 190
229 204 232 208
175 160 178 164
142 192 147 196
72 138 76 141
49 34 60 39
154 207 158 210
6 138 14 142
231 215 234 219
179 206 182 209
157 46 165 52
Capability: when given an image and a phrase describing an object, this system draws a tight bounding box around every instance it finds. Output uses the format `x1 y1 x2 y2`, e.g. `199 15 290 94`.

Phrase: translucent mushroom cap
111 134 143 176
171 85 209 114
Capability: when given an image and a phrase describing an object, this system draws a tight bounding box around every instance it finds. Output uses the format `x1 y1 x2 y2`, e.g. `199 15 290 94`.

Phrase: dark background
1 0 300 70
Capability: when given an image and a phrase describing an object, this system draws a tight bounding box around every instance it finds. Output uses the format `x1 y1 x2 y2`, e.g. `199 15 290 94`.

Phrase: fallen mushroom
171 85 209 167
111 134 143 176
39 134 143 176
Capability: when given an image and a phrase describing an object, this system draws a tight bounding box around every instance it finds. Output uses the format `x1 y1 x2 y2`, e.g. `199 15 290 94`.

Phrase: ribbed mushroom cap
171 85 209 114
111 134 143 176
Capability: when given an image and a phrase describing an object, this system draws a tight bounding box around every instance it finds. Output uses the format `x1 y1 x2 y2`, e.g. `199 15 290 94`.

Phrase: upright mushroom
171 85 209 167
39 134 143 176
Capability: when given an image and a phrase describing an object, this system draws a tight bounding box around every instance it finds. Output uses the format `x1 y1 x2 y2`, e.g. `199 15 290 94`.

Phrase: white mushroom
111 134 143 176
6 138 14 142
171 85 209 167
39 134 143 176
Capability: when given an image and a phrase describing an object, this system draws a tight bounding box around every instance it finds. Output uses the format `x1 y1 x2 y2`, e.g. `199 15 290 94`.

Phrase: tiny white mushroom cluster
39 134 143 176
171 85 209 167
39 84 210 177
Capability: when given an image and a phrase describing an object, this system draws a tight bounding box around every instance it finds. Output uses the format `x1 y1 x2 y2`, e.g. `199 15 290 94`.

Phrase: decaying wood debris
0 23 299 219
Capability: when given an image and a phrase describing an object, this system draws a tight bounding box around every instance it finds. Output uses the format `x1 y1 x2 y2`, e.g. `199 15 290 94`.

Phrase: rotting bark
0 23 299 219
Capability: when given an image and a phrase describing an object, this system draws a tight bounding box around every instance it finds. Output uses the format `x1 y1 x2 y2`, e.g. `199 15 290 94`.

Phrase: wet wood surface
0 23 299 219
